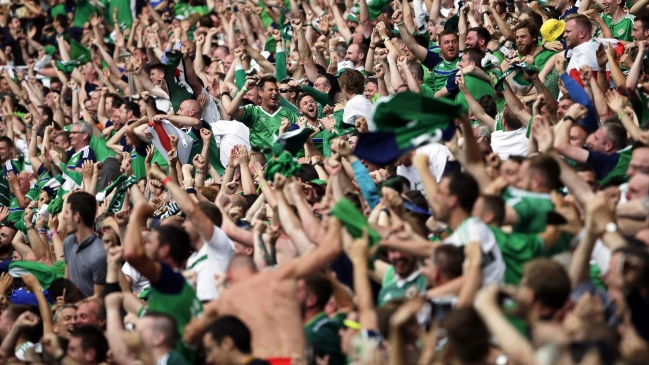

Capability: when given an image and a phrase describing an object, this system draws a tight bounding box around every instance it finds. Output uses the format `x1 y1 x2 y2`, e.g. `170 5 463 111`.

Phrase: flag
494 62 539 91
272 128 313 157
43 45 56 56
0 261 61 290
162 51 195 112
67 37 92 66
95 175 138 213
329 198 381 269
566 40 600 87
147 120 194 165
263 151 301 181
56 60 76 75
353 92 462 166
351 0 392 20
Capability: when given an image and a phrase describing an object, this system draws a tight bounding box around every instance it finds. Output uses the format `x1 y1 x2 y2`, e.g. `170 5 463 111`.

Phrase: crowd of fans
0 0 645 364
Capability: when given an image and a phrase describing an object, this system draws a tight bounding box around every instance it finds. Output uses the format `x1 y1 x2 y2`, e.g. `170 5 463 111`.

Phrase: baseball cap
336 60 355 76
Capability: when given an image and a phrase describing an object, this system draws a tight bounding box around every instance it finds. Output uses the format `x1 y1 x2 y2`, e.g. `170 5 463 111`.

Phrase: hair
54 14 68 28
198 201 223 227
153 225 192 267
198 186 219 202
523 258 571 310
316 74 331 89
258 75 278 92
67 191 97 228
366 78 378 90
407 61 424 82
206 316 253 354
446 171 480 213
432 244 464 280
142 311 179 349
442 308 490 364
304 274 334 311
478 95 497 119
78 298 106 323
565 14 592 33
297 164 319 182
39 105 54 123
355 42 369 58
637 16 649 33
70 326 109 363
473 124 491 143
0 136 13 149
106 93 124 109
602 122 628 150
521 10 543 28
249 151 267 166
481 195 506 226
467 27 492 45
53 304 78 323
149 63 165 73
439 29 460 42
413 34 429 49
513 20 540 43
296 92 315 107
71 121 92 141
503 106 523 130
338 69 365 95
528 154 561 190
463 48 486 68
123 101 142 119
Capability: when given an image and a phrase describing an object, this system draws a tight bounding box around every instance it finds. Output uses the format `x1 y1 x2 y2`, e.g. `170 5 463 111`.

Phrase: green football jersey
304 312 346 365
378 265 427 306
490 226 545 285
601 13 635 42
238 105 299 160
423 57 460 93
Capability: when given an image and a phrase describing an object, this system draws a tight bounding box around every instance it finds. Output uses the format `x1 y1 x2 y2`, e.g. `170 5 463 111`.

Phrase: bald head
17 171 30 193
178 100 202 117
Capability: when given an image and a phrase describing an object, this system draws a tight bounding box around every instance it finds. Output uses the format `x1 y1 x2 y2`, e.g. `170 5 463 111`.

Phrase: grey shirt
63 233 107 299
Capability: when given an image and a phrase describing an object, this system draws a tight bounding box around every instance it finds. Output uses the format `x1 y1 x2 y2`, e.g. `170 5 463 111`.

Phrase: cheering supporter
0 0 645 364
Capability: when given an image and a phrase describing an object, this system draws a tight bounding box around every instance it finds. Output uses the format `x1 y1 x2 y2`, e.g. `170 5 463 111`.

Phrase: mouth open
308 107 315 113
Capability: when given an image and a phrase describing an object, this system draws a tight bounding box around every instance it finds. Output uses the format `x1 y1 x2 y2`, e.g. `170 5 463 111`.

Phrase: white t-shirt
185 225 235 301
210 120 251 168
343 94 374 129
396 143 450 193
491 128 528 160
122 262 150 293
443 217 505 285
201 88 222 124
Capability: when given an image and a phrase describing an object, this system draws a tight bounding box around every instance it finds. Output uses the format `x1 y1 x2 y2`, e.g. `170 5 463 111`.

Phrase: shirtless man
182 177 342 363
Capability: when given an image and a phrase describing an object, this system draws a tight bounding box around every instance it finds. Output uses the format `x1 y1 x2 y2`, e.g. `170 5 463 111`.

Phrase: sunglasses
278 88 290 93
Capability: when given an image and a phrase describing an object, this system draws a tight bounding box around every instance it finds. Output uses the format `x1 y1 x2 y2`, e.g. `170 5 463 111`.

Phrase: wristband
395 21 405 26
25 225 34 231
37 228 47 235
196 169 205 174
241 87 248 94
329 48 336 52
185 187 197 195
618 111 626 120
47 230 58 240
598 68 606 72
369 45 376 49
256 181 268 193
563 115 575 123
161 176 172 186
220 92 231 98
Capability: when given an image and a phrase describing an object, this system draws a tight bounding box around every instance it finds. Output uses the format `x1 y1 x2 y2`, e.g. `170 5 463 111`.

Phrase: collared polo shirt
63 233 107 298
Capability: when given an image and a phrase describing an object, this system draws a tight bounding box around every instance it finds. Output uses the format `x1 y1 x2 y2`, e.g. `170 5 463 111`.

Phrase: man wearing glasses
65 121 97 175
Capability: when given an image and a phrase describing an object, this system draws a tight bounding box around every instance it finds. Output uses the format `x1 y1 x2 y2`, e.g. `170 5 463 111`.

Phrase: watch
383 36 390 42
605 222 618 233
313 161 324 167
220 92 231 98
563 115 575 123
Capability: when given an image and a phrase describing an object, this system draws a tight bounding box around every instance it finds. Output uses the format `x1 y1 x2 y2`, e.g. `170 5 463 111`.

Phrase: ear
86 349 96 362
306 292 318 307
448 194 459 208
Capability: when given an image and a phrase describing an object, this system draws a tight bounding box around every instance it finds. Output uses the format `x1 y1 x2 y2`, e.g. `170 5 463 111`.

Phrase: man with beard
0 222 17 261
376 246 427 306
510 21 556 74
464 27 491 52
393 10 460 93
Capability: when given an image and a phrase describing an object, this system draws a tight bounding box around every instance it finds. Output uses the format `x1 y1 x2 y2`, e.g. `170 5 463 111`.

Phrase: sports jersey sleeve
234 66 246 90
586 151 622 180
275 47 288 80
302 85 333 106
151 261 187 294
422 50 444 71
2 161 18 177
559 73 598 132
237 104 257 127
206 225 235 258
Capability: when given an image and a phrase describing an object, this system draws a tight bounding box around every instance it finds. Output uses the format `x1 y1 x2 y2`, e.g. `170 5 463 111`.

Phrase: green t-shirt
90 135 117 162
238 105 299 160
304 312 346 365
130 146 147 181
502 187 572 256
534 49 557 71
490 226 545 285
0 160 21 208
420 84 436 98
50 4 67 17
631 92 649 127
601 13 635 42
599 145 632 186
423 57 460 93
102 0 134 28
7 189 38 223
378 265 427 306
73 0 98 28
454 75 494 111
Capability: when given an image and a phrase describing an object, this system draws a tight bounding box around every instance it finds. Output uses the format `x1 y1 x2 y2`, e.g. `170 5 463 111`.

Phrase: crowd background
0 0 644 364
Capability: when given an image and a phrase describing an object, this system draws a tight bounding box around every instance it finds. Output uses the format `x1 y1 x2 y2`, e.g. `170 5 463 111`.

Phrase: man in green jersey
394 9 460 93
454 49 495 111
6 171 34 223
227 75 299 160
599 0 635 42
65 121 97 176
374 241 427 306
0 136 21 207
123 184 202 363
299 274 345 365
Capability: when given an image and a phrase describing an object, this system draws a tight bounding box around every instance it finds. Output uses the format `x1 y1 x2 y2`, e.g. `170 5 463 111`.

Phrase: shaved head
177 99 202 117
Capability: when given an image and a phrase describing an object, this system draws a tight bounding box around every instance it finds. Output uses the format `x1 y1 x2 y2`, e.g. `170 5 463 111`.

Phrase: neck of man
152 347 175 363
302 307 323 324
74 225 95 246
261 102 278 114
306 116 318 125
229 350 254 365
612 8 625 22
447 209 470 232
74 142 88 152
526 44 539 57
